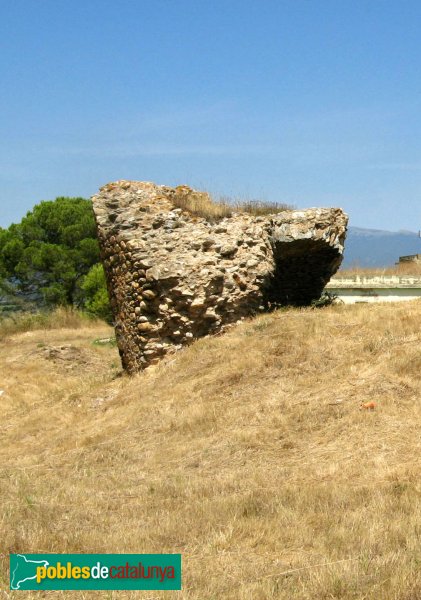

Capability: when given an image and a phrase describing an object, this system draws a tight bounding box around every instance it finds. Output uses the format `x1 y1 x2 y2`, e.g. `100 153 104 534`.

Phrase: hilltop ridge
343 226 421 268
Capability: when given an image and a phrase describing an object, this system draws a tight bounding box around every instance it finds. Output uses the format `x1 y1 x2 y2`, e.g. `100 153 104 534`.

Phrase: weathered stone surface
92 180 348 373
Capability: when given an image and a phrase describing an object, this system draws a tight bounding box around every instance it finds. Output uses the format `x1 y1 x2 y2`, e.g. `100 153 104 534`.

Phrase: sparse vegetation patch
0 306 99 340
171 185 295 221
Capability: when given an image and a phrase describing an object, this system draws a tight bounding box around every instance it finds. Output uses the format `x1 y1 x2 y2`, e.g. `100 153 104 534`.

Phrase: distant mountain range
341 226 421 268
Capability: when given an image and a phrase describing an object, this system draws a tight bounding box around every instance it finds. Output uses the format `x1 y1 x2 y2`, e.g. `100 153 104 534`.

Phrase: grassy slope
1 302 421 599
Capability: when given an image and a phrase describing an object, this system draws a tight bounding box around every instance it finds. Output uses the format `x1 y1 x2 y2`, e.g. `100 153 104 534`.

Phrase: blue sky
2 0 421 231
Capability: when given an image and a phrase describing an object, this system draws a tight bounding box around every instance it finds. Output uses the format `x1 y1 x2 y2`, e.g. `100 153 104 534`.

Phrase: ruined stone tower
92 181 348 372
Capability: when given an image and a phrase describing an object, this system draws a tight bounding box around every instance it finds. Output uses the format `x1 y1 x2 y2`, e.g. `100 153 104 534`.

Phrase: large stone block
92 181 348 373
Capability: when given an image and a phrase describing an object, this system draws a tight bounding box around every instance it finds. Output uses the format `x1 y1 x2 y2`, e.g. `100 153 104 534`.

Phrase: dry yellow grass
338 263 421 277
0 307 102 341
171 186 293 220
1 301 421 598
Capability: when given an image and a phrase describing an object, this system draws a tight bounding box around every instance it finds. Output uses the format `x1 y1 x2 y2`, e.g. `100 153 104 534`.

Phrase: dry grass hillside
1 302 421 599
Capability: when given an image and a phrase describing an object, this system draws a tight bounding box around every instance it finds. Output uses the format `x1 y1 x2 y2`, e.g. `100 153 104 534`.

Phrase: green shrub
81 264 112 323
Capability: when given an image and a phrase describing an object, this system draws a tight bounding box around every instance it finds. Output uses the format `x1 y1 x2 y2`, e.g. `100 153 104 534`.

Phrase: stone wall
92 181 348 373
